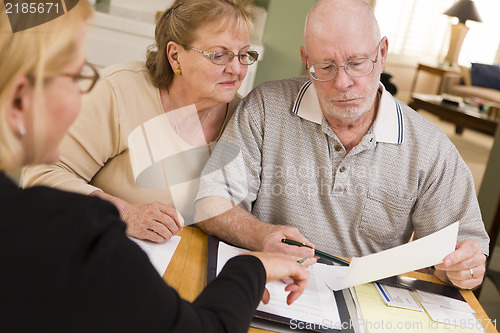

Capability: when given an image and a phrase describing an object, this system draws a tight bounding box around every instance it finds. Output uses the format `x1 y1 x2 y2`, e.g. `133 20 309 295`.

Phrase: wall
254 0 316 87
253 0 443 100
99 0 174 14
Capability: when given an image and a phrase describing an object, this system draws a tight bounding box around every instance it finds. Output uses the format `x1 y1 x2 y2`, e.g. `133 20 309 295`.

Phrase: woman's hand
121 201 184 242
90 190 184 242
245 252 316 305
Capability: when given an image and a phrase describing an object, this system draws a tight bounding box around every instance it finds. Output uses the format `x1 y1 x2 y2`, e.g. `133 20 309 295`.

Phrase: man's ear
379 36 389 67
5 75 32 136
300 46 308 70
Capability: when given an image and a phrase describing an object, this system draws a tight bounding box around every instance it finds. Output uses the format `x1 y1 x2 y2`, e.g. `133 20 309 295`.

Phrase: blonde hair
0 0 92 172
146 0 255 90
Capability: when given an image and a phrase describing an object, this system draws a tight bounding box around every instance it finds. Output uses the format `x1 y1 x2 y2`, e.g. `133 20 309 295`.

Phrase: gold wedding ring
469 268 474 279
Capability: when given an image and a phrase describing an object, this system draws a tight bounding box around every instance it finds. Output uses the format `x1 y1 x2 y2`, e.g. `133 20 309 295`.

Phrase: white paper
128 235 181 276
415 289 475 313
318 222 459 290
216 242 341 328
414 290 483 332
216 241 250 275
257 265 341 328
374 282 422 311
418 302 479 327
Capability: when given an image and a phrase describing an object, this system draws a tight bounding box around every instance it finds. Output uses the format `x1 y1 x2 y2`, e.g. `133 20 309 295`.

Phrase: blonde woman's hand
245 252 316 305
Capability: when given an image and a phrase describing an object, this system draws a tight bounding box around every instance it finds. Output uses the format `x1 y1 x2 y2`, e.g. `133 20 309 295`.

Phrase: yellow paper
354 283 482 333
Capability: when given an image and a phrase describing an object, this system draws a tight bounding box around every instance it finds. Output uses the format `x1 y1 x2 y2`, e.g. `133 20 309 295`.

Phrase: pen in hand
282 238 350 266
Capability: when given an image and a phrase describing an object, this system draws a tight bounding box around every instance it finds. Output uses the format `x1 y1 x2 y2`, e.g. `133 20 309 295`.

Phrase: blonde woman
0 2 311 331
22 0 259 243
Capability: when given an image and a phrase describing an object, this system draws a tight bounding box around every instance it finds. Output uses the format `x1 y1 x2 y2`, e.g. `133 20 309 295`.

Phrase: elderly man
195 0 489 289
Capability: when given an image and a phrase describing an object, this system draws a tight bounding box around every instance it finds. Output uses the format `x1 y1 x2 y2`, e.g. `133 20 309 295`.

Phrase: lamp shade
443 0 482 24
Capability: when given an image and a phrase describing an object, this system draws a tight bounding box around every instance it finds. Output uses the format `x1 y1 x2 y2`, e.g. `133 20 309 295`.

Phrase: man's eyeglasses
306 40 382 82
191 48 259 66
60 62 100 94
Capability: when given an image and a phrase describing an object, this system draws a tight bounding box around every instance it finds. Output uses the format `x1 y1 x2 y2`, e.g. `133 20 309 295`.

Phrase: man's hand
261 225 315 258
248 252 316 305
433 240 486 289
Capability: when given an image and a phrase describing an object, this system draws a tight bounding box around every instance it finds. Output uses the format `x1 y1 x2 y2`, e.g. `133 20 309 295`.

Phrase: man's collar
292 80 404 144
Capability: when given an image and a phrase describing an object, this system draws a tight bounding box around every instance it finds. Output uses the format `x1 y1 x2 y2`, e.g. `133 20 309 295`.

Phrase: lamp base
444 22 469 66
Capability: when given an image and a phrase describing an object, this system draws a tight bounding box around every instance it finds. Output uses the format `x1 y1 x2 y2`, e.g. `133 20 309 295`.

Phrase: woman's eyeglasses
190 48 259 66
59 62 100 94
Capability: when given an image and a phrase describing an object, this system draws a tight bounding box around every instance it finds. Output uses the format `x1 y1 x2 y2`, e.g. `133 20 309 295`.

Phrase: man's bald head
304 0 380 52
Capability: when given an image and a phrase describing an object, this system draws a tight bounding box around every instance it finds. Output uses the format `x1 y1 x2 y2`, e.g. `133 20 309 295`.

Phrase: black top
0 172 266 332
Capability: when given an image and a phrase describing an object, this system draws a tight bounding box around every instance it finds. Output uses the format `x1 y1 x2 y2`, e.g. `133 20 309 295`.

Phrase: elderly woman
23 0 259 242
0 1 311 331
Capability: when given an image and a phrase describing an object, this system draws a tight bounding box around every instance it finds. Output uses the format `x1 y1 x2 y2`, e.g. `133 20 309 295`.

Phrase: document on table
317 222 459 291
129 235 181 276
414 290 480 327
353 283 482 333
217 242 342 328
374 282 422 311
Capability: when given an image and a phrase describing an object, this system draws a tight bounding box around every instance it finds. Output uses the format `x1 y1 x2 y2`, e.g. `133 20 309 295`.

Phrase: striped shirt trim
292 80 313 115
395 100 404 144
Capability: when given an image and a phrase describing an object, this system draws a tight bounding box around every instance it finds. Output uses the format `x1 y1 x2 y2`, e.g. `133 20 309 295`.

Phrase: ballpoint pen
297 257 310 266
282 238 350 266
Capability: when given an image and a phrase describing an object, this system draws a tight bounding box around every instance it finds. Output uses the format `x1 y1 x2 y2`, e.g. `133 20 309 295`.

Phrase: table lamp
443 0 482 66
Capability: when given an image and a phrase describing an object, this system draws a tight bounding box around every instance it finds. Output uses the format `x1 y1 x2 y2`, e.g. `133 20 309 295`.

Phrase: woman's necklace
170 106 213 145
165 89 213 145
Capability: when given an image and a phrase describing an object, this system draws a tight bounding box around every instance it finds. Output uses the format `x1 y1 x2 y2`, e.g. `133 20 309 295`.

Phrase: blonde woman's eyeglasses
59 62 100 94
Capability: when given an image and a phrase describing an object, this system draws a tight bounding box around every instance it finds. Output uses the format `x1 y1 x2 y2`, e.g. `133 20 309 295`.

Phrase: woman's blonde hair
146 0 255 90
0 0 92 172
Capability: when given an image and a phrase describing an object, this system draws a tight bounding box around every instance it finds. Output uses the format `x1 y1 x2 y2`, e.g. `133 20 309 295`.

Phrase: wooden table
409 94 498 136
163 226 498 333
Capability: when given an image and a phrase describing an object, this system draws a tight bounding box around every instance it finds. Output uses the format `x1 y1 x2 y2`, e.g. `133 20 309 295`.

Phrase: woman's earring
173 67 182 75
17 123 26 138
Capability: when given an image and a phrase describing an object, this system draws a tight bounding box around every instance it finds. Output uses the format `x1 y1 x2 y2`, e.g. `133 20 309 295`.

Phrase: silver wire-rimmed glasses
306 39 382 81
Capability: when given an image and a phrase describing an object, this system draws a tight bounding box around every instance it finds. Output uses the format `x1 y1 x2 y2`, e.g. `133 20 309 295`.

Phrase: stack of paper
128 235 181 276
217 242 343 331
374 282 422 311
414 290 478 327
352 283 484 333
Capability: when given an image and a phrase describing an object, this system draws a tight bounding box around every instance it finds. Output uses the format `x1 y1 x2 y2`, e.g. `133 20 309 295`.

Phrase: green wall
254 0 316 87
478 126 500 247
253 0 269 10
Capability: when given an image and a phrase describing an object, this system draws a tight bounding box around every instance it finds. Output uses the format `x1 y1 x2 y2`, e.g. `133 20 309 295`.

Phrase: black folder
206 236 356 333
